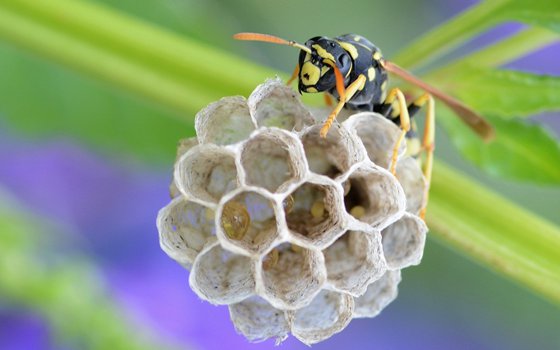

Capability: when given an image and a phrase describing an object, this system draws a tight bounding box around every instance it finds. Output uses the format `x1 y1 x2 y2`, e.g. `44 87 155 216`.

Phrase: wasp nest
157 79 428 345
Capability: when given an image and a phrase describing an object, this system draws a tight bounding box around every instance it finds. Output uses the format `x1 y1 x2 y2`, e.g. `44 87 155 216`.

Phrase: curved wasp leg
287 63 300 86
320 74 367 138
382 88 410 175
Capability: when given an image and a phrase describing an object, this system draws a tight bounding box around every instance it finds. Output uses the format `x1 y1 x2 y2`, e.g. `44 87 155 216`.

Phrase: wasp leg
413 93 435 220
383 88 410 175
320 74 367 138
287 63 300 86
324 93 334 107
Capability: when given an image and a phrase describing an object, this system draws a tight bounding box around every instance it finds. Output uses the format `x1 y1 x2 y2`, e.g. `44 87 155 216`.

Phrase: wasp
234 32 494 218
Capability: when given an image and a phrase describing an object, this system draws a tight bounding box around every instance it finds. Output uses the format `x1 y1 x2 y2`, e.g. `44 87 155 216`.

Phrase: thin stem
428 27 559 83
455 27 559 68
392 0 508 69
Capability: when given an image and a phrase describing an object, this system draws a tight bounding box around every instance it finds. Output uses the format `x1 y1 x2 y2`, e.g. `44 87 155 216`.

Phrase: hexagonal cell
189 242 255 305
285 178 345 249
174 145 238 204
240 128 307 193
395 157 426 215
343 112 405 169
229 296 289 344
324 229 386 296
195 96 256 145
259 243 326 310
382 213 428 270
248 78 314 131
217 190 279 256
157 197 215 269
300 123 364 179
170 138 199 198
342 164 405 229
289 290 354 345
353 270 402 318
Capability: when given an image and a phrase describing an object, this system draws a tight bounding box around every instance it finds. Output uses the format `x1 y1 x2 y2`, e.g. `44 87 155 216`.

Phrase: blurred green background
0 0 559 349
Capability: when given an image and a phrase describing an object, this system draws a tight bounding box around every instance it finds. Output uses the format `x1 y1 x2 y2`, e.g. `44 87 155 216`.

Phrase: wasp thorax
157 79 427 345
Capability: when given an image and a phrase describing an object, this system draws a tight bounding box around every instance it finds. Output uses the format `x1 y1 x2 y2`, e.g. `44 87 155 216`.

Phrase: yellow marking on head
300 61 321 85
372 51 382 61
312 44 335 62
320 65 330 77
306 87 318 93
337 41 358 60
367 67 376 81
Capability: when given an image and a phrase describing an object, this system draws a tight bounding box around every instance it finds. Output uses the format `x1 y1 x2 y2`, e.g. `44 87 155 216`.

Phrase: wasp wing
382 60 494 141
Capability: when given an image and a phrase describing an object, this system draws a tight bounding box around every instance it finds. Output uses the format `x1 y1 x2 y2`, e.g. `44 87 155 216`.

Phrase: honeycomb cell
342 164 405 229
353 270 402 318
174 144 238 204
195 96 256 145
343 112 405 169
382 213 427 270
248 78 314 131
190 242 255 305
156 197 215 269
285 177 345 249
170 137 198 198
217 190 280 256
259 243 326 310
289 290 353 345
300 123 364 179
395 157 426 215
229 296 290 343
323 229 386 296
240 128 307 193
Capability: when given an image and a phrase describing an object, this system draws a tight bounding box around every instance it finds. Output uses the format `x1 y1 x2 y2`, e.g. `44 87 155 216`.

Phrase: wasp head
297 37 352 94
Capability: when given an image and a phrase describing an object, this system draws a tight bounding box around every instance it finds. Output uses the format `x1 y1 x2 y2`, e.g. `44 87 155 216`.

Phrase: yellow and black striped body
297 34 424 156
298 34 388 110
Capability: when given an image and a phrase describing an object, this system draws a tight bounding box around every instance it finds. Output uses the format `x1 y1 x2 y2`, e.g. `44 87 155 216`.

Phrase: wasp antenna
233 32 312 54
381 59 495 141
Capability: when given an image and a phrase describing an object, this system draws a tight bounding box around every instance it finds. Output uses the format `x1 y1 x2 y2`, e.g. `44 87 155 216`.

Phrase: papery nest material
157 78 428 345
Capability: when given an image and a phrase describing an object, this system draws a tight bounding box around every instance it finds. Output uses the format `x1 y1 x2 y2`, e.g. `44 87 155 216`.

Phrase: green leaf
0 188 181 350
441 66 560 118
439 109 560 184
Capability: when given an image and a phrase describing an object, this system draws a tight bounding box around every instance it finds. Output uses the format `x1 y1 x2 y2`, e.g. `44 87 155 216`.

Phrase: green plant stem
428 161 560 305
392 0 508 69
0 1 276 118
0 0 559 304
